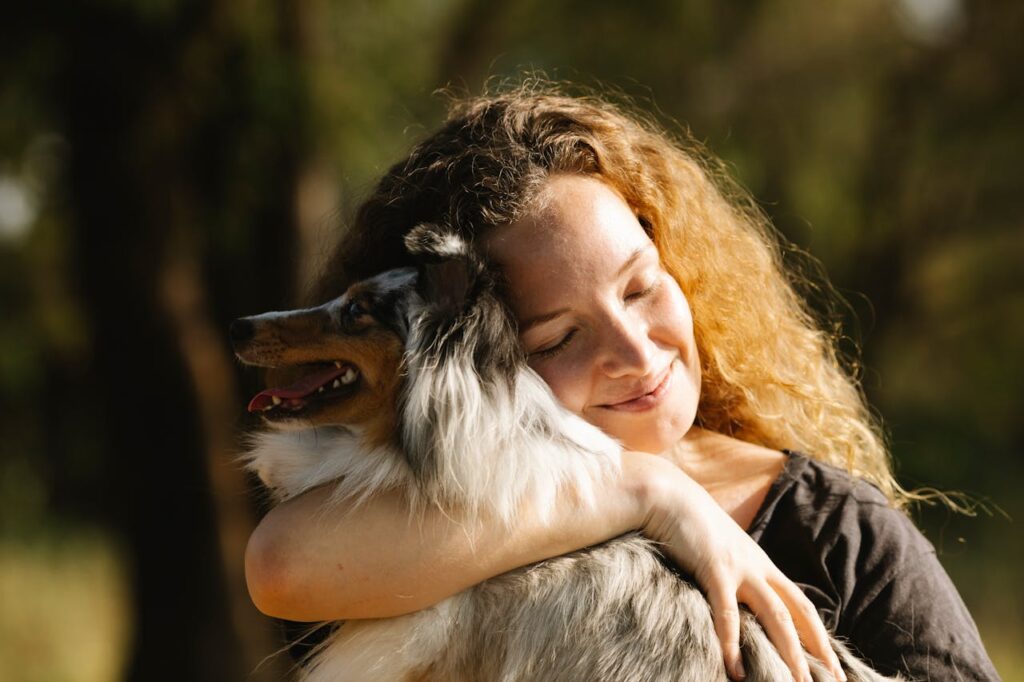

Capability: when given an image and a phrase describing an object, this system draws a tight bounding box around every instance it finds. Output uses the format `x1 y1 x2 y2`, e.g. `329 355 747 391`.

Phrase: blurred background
1 0 1021 680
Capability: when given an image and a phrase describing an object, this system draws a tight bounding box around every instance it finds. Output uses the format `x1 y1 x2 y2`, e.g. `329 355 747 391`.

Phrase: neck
666 427 787 530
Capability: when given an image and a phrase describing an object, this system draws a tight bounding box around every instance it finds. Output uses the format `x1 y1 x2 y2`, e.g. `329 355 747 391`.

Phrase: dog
231 224 901 681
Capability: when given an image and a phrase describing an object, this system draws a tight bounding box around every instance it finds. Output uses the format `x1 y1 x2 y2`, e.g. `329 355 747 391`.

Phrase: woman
245 86 999 681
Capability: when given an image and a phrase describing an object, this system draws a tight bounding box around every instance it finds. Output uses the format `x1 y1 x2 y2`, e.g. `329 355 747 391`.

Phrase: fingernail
734 659 746 679
835 668 847 682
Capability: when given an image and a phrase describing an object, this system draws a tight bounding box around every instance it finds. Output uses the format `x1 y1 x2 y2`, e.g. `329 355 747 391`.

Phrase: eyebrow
519 245 654 333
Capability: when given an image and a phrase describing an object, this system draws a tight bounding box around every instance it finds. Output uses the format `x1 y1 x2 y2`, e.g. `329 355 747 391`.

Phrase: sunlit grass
0 531 130 682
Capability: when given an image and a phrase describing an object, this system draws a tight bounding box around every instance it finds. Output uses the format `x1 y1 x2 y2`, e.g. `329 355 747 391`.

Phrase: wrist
618 451 688 528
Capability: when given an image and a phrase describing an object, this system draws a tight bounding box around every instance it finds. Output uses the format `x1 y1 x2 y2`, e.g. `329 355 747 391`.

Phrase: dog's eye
347 300 369 319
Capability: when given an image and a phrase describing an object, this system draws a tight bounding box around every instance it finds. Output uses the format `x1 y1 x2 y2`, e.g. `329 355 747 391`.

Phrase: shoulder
753 453 1000 681
750 452 930 569
759 452 933 565
750 453 932 624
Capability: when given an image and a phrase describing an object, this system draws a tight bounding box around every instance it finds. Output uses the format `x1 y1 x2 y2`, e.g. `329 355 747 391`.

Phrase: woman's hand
624 451 846 682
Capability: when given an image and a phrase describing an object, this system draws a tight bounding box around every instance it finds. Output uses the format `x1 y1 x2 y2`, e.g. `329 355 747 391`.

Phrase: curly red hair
312 81 902 505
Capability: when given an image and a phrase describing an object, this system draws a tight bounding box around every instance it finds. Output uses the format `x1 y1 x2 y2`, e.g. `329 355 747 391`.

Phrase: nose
598 314 654 378
229 318 255 348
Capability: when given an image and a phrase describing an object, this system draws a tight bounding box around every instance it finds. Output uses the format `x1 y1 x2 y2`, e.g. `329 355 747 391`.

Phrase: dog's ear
404 223 479 313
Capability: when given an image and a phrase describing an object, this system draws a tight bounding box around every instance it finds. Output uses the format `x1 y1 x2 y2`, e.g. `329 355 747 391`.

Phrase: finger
741 581 812 682
772 579 846 682
707 580 745 680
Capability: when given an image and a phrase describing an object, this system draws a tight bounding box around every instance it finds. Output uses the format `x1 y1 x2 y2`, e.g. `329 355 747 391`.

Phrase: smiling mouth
600 363 674 411
247 361 361 419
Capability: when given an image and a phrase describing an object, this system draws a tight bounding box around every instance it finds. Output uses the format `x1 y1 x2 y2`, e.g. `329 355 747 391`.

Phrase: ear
404 223 470 262
404 223 478 313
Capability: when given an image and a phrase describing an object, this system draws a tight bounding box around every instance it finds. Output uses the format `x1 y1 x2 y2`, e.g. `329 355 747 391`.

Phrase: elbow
244 490 413 621
245 521 305 620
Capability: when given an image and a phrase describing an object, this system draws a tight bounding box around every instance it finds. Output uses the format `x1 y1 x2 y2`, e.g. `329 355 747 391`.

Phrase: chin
605 411 695 455
620 429 686 455
615 399 698 455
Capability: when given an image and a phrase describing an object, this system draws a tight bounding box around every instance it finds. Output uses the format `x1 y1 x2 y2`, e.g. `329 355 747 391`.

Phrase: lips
599 363 674 411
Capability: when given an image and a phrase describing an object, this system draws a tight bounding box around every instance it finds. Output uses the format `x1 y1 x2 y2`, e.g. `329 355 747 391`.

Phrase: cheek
655 280 696 347
529 358 590 415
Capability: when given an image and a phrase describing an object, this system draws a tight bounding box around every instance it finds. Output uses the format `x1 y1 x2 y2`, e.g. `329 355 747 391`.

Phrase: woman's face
486 174 701 454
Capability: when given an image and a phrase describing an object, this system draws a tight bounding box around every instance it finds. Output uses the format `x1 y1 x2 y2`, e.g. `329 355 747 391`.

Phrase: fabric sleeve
828 483 1000 681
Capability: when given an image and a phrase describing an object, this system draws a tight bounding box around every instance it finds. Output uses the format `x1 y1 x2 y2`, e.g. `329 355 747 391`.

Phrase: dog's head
230 267 417 445
229 224 510 442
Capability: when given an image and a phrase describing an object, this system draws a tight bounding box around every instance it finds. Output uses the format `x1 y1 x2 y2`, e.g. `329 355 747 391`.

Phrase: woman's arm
847 549 1000 681
246 450 843 682
828 486 1000 680
246 452 653 621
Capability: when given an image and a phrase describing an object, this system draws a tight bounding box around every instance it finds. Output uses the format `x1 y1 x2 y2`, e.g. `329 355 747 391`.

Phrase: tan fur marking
240 310 405 439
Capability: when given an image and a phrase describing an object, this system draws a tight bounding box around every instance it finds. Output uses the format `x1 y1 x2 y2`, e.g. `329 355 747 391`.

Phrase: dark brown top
751 452 1000 681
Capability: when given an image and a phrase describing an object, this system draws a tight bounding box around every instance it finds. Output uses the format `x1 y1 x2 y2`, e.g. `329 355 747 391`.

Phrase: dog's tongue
247 365 348 413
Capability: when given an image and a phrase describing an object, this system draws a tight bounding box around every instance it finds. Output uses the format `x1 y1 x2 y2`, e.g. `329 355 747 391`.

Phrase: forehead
485 175 653 317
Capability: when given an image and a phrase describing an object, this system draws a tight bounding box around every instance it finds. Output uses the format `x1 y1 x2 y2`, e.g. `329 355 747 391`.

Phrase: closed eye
625 279 660 302
530 329 577 359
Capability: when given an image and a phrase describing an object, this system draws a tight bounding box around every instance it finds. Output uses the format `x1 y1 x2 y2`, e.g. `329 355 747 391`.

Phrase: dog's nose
229 318 255 347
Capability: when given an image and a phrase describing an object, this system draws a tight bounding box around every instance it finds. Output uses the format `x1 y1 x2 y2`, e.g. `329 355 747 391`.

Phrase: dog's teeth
271 396 282 406
332 379 341 389
341 368 356 384
317 386 325 393
334 361 342 369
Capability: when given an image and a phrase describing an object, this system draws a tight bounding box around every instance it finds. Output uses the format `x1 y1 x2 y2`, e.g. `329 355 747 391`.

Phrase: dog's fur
232 225 901 682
